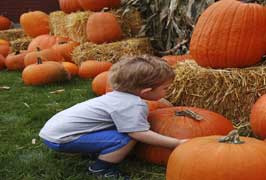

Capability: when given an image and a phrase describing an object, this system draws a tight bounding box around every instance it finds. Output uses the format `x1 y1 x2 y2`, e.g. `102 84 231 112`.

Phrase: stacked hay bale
0 28 26 41
10 37 32 51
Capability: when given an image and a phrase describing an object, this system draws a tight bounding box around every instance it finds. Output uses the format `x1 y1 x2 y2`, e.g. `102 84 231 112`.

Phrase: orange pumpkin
135 106 234 165
0 39 10 57
86 12 122 44
0 54 6 70
58 0 82 13
52 41 79 62
190 0 266 68
28 34 69 52
62 62 79 76
250 94 266 139
78 0 121 11
24 48 64 66
20 11 50 37
22 58 71 85
5 51 27 70
0 15 11 30
145 100 172 112
167 132 266 180
162 54 192 67
78 60 112 79
92 71 109 96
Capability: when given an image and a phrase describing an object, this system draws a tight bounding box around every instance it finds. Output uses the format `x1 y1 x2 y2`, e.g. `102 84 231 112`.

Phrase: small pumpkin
78 0 121 11
5 50 27 70
0 54 6 70
0 15 11 30
20 11 50 37
92 71 109 96
86 12 122 44
58 0 82 13
62 62 79 76
22 58 71 85
250 94 266 139
0 39 10 57
167 131 266 180
24 48 64 66
162 54 192 67
52 41 79 62
135 106 234 165
28 34 69 52
78 60 112 79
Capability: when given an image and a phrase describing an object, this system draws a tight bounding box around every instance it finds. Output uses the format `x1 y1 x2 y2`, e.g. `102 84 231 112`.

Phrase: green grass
0 70 165 180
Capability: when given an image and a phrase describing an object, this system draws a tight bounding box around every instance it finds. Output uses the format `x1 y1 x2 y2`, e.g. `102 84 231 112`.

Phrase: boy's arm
128 130 188 149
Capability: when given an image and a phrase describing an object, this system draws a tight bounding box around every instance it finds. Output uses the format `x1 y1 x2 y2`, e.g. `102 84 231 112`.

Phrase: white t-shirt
39 91 150 143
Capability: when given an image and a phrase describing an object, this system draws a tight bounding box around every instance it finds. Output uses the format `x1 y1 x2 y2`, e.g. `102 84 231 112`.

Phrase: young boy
39 55 187 179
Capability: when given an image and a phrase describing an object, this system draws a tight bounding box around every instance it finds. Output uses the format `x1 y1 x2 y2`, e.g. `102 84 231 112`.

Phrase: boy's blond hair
109 54 175 93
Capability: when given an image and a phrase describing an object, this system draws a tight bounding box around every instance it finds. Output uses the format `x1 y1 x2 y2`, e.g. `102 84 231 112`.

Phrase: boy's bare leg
98 140 136 163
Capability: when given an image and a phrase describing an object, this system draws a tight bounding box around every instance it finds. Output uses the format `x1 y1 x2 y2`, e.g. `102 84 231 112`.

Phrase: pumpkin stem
15 51 20 55
218 130 245 144
175 109 203 121
36 47 41 51
58 41 68 45
37 57 42 64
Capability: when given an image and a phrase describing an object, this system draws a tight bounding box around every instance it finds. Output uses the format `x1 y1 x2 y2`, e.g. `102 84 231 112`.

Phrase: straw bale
167 60 266 136
49 9 143 43
49 11 68 38
10 37 32 52
72 37 153 65
0 28 26 41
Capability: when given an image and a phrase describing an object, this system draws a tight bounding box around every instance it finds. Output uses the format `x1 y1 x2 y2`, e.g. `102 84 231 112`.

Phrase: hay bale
49 11 68 38
167 60 266 136
10 37 32 52
0 28 26 41
72 37 153 64
49 9 143 43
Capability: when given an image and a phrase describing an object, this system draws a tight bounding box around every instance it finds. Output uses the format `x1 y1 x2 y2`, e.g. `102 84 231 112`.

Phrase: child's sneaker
88 165 130 180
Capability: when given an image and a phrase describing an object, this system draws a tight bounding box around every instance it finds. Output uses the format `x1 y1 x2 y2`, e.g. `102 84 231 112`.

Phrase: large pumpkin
20 11 50 37
190 0 266 68
78 0 121 11
22 59 70 85
135 106 234 165
250 94 266 139
28 35 69 52
167 131 266 180
58 0 82 13
86 12 122 44
0 16 11 30
78 60 112 79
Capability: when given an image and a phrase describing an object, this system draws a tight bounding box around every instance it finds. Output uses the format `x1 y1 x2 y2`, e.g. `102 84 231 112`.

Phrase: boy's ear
140 88 152 95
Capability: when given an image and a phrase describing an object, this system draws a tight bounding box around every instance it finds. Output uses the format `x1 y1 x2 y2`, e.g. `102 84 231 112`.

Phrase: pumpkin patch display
78 60 112 79
20 11 50 38
135 106 233 165
86 12 122 44
22 58 71 85
78 0 121 11
190 0 266 68
166 130 266 180
0 39 10 57
58 0 82 13
92 71 109 96
0 16 11 30
250 94 266 139
0 54 5 70
27 34 69 52
5 51 27 70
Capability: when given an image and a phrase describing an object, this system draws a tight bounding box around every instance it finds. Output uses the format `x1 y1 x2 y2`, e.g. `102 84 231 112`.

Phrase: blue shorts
43 129 132 155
